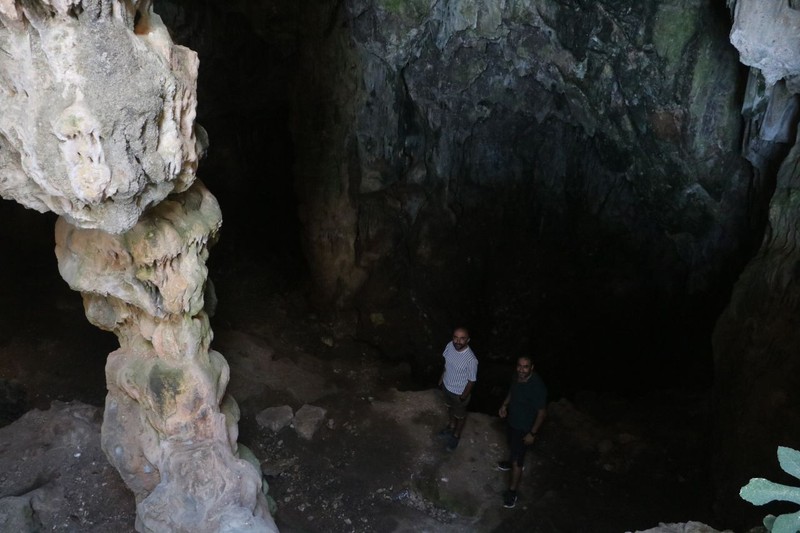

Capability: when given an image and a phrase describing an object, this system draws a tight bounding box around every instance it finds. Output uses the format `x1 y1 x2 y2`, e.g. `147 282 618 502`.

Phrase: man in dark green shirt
497 355 547 509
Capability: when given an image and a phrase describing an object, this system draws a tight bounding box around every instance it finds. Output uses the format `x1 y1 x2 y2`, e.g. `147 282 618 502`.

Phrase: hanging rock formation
713 0 800 527
0 1 275 531
0 0 198 233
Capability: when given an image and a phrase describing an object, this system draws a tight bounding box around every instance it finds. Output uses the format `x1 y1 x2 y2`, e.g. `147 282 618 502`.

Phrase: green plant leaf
779 447 800 482
740 478 800 505
771 510 800 533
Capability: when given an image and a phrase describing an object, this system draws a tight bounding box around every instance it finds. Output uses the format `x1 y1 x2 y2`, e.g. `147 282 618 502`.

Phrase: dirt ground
0 239 733 533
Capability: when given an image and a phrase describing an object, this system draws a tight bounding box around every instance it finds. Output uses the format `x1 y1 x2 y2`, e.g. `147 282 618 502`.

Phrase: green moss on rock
378 0 431 22
652 2 699 70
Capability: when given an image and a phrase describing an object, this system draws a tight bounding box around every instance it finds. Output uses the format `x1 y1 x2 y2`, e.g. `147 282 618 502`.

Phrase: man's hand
498 404 508 418
523 432 537 445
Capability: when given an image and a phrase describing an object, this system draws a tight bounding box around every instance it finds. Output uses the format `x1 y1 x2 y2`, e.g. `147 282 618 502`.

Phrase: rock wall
0 1 275 531
712 0 800 527
291 1 800 524
151 1 762 395
291 0 757 389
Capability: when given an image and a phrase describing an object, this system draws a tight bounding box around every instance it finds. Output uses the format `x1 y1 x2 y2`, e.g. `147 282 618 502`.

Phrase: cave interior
2 0 800 531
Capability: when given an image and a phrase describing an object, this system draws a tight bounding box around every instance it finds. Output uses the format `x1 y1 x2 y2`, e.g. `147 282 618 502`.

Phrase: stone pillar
0 1 275 530
55 183 276 531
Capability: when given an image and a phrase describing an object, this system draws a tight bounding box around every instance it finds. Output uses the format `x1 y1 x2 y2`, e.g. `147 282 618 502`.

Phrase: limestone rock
713 1 800 528
53 180 276 531
712 123 800 526
54 181 221 325
0 496 41 532
257 405 294 433
293 404 327 440
295 0 749 302
0 1 273 531
730 0 800 90
290 0 754 386
0 401 135 531
0 0 200 234
44 90 275 533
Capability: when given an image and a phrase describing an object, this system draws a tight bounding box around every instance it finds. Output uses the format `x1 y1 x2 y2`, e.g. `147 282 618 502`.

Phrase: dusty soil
0 236 730 532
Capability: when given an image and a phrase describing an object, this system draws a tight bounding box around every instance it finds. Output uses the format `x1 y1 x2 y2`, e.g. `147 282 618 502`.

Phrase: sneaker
446 435 460 451
496 461 525 472
496 460 511 471
503 490 517 509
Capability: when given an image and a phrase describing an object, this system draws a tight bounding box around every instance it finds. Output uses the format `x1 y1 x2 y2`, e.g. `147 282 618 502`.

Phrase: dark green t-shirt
508 373 547 431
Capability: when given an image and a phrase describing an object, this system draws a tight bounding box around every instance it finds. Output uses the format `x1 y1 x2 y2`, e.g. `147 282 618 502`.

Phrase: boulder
293 404 327 440
257 405 294 433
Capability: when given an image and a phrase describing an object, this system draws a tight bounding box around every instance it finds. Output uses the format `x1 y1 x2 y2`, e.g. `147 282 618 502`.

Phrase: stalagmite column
0 1 276 531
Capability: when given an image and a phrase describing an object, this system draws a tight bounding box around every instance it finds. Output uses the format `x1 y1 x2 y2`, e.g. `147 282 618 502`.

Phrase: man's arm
498 392 511 418
438 348 446 387
523 407 547 444
460 380 475 400
530 407 546 435
460 355 478 400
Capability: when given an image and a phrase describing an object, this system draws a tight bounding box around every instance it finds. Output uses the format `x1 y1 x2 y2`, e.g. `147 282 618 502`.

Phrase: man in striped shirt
437 327 478 451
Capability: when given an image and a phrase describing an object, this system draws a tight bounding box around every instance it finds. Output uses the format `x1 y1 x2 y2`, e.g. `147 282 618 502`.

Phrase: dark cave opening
0 201 117 421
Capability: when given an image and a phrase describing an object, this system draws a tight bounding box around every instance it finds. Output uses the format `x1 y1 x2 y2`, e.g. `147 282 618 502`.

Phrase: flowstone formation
0 1 275 531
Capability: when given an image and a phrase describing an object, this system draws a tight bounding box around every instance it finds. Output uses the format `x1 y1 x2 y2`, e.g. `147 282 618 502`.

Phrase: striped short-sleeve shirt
442 342 478 395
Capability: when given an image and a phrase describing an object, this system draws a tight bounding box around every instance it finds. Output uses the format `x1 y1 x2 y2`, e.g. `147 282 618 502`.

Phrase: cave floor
213 258 724 533
0 255 727 533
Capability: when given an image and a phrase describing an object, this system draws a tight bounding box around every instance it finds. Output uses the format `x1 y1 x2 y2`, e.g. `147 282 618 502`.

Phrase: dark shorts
442 387 470 419
508 426 532 466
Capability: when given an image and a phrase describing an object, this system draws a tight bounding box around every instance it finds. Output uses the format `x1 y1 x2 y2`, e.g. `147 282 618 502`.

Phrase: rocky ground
0 246 749 533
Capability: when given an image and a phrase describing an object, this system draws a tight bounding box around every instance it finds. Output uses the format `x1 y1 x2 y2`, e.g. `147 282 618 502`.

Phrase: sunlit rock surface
0 0 199 234
0 1 275 531
730 0 800 91
55 182 276 532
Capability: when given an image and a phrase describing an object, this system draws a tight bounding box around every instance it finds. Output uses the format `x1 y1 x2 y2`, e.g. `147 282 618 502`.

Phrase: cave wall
290 0 757 392
711 0 800 527
153 1 761 394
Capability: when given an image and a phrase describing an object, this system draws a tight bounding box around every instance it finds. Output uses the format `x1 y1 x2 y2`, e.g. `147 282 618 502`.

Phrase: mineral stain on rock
148 364 184 417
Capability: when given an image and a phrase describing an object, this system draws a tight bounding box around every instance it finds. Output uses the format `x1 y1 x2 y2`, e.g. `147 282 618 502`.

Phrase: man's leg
510 462 524 491
452 393 470 438
503 428 527 508
453 414 466 438
446 416 463 451
440 389 456 435
446 395 468 451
